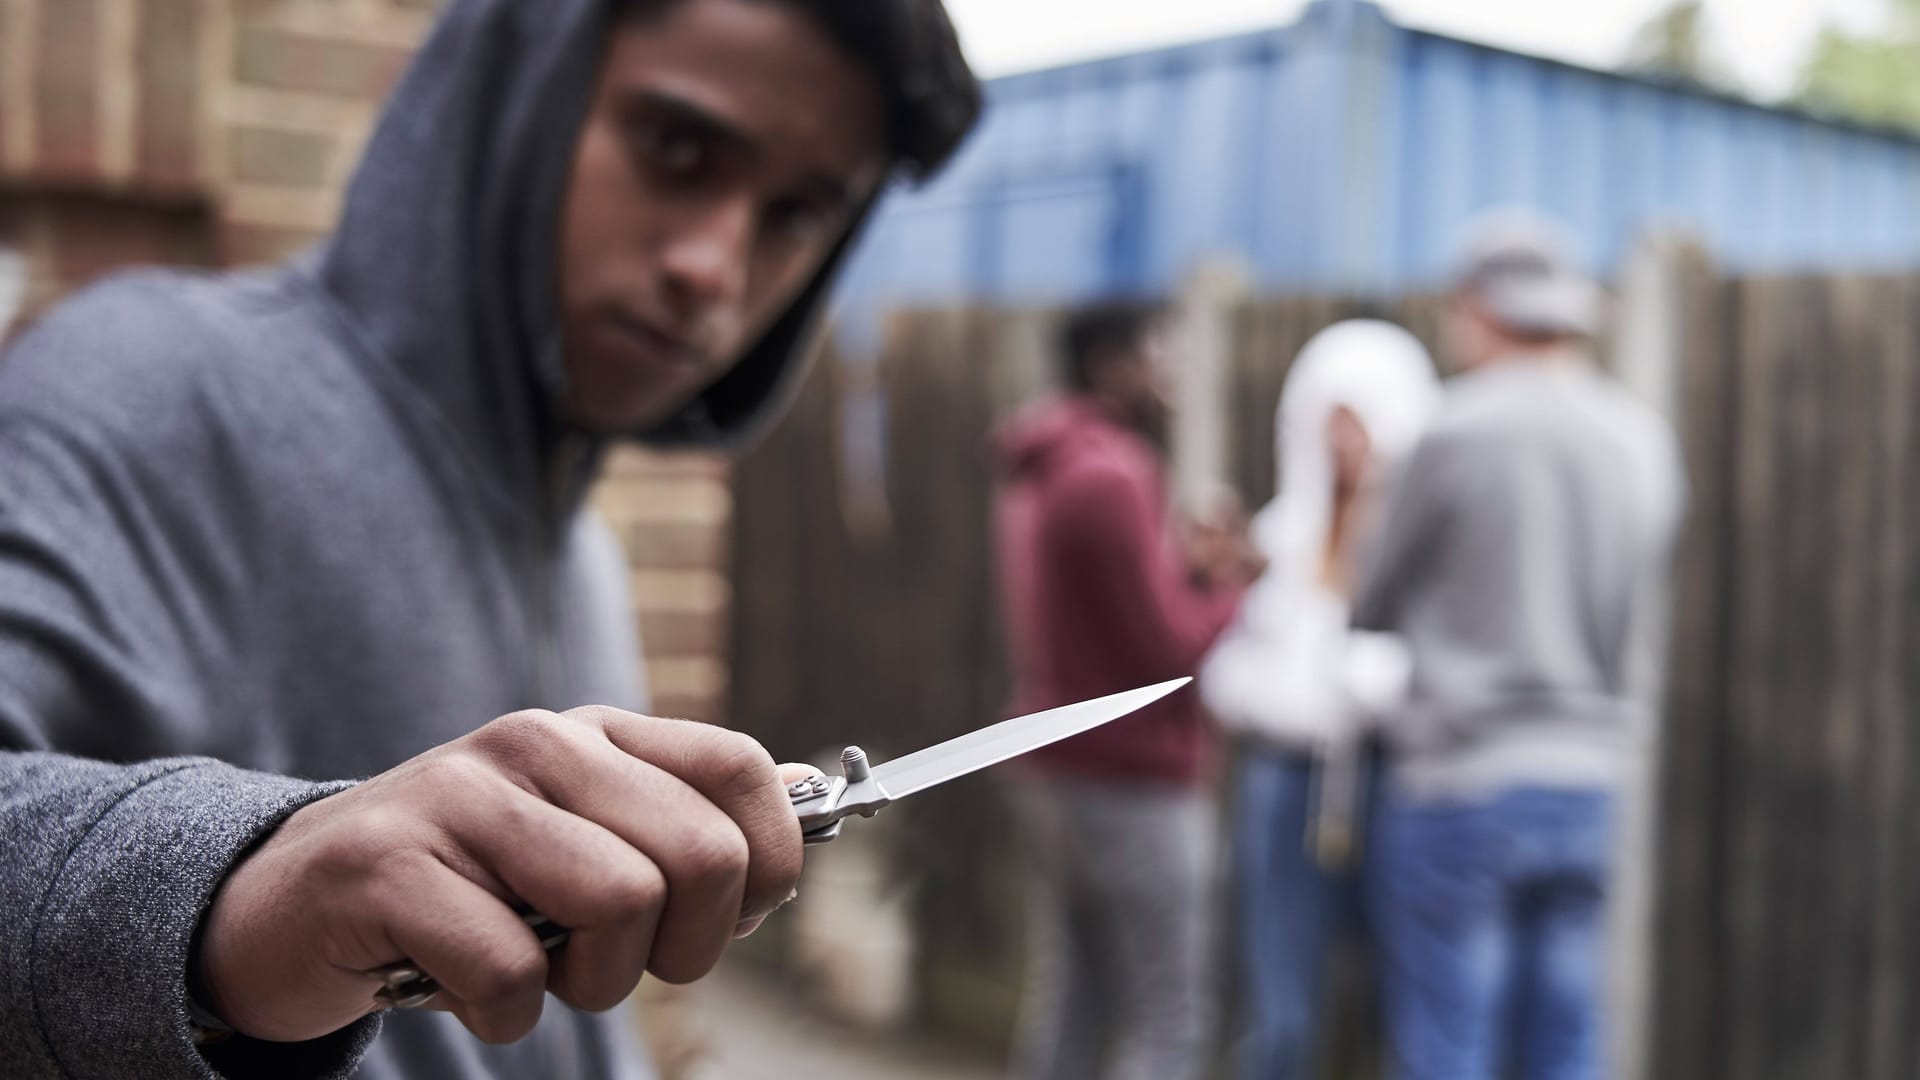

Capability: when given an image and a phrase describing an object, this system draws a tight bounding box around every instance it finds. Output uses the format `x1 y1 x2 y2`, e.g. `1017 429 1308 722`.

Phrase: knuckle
561 954 644 1013
649 961 712 987
470 710 597 782
647 940 725 986
595 864 667 925
475 710 566 755
702 730 778 801
675 820 750 886
563 982 622 1015
469 943 548 1008
469 997 543 1045
560 704 626 731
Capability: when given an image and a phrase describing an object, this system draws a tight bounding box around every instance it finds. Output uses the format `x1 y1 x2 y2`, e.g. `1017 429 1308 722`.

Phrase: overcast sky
944 0 1893 99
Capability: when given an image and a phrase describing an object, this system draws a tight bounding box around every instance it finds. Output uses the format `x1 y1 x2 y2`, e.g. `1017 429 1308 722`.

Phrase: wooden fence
729 313 1029 1039
1652 271 1920 1080
729 274 1920 1075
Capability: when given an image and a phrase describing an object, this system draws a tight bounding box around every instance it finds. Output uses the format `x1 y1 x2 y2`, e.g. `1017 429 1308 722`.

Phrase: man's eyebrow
621 86 758 159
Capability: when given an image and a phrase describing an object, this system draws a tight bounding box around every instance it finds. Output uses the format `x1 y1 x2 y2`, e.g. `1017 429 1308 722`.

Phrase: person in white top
1201 319 1438 1080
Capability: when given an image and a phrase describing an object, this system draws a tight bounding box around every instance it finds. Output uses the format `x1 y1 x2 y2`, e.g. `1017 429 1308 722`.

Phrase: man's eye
632 121 707 177
764 199 837 244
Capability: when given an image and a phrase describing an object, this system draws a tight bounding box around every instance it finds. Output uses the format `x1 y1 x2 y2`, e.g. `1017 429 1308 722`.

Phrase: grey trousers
1009 774 1218 1080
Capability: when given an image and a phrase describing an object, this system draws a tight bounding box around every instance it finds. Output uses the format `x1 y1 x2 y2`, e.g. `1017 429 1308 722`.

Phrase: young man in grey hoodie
1352 214 1684 1080
0 2 978 1078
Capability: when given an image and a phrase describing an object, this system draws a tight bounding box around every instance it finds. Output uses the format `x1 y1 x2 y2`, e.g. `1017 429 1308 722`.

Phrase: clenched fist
195 707 814 1044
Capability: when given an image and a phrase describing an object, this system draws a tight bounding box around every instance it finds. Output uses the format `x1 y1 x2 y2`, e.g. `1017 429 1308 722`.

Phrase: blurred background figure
1201 319 1438 1080
991 301 1250 1080
1352 213 1685 1080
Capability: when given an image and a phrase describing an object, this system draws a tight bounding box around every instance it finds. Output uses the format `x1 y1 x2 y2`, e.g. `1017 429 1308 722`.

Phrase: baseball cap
1453 210 1601 339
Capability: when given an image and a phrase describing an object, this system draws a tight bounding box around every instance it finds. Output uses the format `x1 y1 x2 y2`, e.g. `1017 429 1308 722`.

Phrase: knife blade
786 677 1190 842
871 676 1182 795
877 677 1191 798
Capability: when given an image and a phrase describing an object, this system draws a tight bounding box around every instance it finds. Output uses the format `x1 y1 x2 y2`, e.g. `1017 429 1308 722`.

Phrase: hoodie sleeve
1040 462 1241 681
0 748 377 1080
1199 577 1345 745
1200 573 1414 748
0 308 381 1078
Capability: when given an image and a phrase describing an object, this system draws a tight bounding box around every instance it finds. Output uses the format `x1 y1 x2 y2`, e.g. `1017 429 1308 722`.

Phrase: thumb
776 762 823 786
733 763 823 940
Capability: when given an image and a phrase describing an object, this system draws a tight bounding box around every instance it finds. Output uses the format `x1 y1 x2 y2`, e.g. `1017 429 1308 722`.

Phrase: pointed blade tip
868 677 1198 799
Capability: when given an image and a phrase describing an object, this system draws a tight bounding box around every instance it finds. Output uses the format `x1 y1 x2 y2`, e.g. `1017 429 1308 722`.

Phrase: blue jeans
1371 787 1613 1080
1229 751 1369 1080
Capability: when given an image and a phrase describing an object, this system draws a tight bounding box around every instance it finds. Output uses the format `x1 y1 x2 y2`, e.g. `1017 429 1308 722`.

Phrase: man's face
556 0 890 433
1441 292 1501 375
1095 324 1177 444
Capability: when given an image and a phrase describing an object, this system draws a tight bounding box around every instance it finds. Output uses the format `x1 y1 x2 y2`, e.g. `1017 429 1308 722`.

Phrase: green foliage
1624 0 1738 92
1794 0 1920 131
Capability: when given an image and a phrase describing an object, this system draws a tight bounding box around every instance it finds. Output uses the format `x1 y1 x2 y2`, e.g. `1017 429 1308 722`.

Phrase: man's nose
658 196 754 315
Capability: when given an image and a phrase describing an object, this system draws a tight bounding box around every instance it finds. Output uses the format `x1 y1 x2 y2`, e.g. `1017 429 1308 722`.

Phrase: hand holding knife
370 678 1189 1009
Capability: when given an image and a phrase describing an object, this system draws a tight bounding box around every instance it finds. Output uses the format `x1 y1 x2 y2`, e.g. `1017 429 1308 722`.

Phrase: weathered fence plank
1651 274 1920 1080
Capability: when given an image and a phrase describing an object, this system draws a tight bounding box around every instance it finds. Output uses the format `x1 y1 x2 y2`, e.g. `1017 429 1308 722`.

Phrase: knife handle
369 776 841 1009
372 912 568 1009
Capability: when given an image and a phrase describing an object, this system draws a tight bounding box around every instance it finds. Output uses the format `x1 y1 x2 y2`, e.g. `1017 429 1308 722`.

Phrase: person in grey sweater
0 2 979 1079
1352 213 1684 1080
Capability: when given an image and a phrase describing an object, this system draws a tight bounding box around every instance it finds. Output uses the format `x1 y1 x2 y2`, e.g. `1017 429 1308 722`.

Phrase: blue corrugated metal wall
831 0 1920 336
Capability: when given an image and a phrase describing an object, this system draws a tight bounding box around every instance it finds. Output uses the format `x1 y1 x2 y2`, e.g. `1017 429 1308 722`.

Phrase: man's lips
607 311 706 371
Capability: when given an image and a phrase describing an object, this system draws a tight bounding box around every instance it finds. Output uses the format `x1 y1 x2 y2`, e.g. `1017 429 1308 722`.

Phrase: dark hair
625 0 982 181
1059 300 1167 391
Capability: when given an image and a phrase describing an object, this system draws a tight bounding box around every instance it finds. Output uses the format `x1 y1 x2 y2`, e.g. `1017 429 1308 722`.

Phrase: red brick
136 0 202 190
217 221 324 268
652 694 724 726
638 610 727 658
229 125 337 188
235 27 411 101
35 0 102 181
606 448 731 481
620 520 727 571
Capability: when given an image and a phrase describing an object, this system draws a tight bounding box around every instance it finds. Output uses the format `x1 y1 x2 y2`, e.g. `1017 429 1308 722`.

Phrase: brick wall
591 448 734 724
215 0 426 264
0 0 734 725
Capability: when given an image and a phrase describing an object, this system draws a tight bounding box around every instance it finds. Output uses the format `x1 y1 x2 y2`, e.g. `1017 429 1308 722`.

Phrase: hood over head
1255 319 1439 575
315 0 976 501
993 396 1130 481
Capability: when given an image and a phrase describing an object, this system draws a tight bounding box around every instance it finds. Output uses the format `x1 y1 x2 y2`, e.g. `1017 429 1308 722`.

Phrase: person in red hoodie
994 300 1252 1080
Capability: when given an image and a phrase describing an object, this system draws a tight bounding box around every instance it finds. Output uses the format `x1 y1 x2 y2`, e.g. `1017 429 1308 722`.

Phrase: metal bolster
788 746 893 844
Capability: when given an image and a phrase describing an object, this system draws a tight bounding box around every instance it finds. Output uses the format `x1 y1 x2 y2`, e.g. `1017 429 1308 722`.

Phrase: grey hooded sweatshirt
0 1 863 1077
